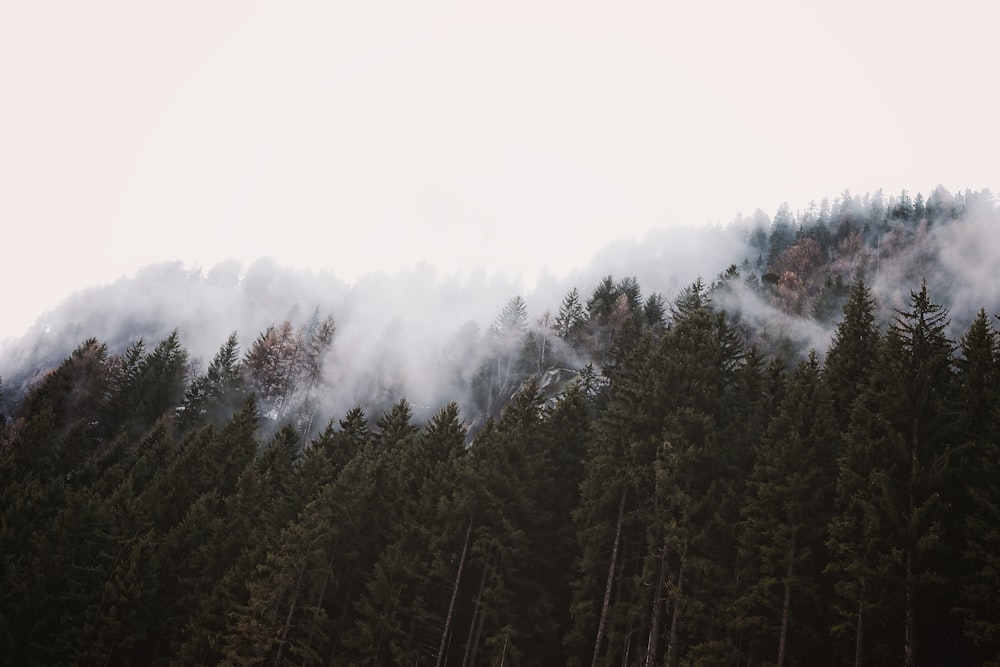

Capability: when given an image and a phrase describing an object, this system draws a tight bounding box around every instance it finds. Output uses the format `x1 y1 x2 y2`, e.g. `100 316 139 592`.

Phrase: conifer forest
3 188 1000 666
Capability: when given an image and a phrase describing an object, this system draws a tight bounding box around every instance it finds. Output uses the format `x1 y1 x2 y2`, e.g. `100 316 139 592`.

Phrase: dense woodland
2 187 1000 666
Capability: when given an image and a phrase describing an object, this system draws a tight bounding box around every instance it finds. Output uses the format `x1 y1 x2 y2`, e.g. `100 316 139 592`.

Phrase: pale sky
2 1 998 341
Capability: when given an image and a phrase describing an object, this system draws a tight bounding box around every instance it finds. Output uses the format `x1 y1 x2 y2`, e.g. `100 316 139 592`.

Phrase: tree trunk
904 425 917 667
853 595 864 667
468 587 491 667
592 487 628 667
275 562 306 667
776 539 794 667
436 517 473 667
904 548 914 667
643 542 670 667
462 549 493 667
302 556 335 667
665 542 686 667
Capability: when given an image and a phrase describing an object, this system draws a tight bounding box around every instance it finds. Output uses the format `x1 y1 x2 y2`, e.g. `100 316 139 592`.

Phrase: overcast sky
1 1 997 341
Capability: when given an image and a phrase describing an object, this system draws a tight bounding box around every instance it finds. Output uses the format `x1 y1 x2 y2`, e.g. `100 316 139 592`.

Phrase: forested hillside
2 187 1000 666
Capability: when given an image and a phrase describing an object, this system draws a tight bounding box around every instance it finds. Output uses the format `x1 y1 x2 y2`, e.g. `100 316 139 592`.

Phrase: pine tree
129 330 190 435
643 293 667 332
824 279 880 432
478 297 531 419
566 335 655 667
953 309 1000 660
345 403 468 666
176 424 304 666
737 353 838 666
586 275 619 323
178 331 245 431
555 287 587 344
14 338 110 443
828 281 957 666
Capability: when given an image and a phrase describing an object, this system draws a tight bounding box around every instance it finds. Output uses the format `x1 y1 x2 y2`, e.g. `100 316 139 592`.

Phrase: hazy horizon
2 1 997 341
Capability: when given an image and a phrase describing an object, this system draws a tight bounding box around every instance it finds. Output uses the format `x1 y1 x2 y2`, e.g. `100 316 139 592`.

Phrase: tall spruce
954 309 1000 660
824 279 880 432
828 281 957 666
737 352 838 666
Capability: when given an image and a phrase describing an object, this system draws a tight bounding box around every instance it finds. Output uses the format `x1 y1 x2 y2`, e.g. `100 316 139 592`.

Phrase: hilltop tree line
3 263 1000 666
736 186 996 326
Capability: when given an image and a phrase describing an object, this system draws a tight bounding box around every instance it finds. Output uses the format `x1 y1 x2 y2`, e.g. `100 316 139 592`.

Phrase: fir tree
178 331 245 432
953 309 1000 660
555 287 588 343
737 353 838 666
828 281 957 666
824 279 880 432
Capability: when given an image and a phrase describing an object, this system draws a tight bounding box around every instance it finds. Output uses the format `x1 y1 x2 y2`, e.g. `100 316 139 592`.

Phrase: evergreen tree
824 279 880 432
737 353 838 666
344 403 469 666
555 287 588 344
768 202 796 268
892 189 915 221
828 281 957 666
178 331 245 431
566 335 656 667
586 275 619 323
643 293 667 332
477 297 531 419
953 309 1000 660
129 330 190 435
646 289 746 665
176 424 304 666
14 338 109 443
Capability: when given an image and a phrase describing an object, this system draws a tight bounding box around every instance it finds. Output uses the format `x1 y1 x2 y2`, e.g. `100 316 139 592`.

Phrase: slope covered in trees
2 186 1000 665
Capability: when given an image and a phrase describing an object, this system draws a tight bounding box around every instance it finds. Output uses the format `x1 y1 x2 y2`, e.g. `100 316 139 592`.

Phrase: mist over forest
4 186 998 423
0 214 753 424
3 185 1000 666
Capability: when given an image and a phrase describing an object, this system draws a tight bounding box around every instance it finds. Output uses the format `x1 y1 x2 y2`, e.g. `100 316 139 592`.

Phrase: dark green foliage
953 310 1000 661
14 338 109 439
643 292 667 331
178 331 245 431
827 281 959 666
586 274 619 323
555 287 588 343
5 267 1000 667
97 331 190 440
824 279 880 431
767 202 797 269
737 353 839 665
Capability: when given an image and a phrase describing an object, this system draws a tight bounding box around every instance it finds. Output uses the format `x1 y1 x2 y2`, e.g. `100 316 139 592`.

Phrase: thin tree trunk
592 487 627 667
621 622 632 667
904 548 914 667
275 562 306 667
338 572 355 623
644 542 670 667
462 549 493 667
853 595 864 667
302 556 335 667
468 585 491 667
436 517 473 667
665 542 686 667
776 539 794 667
904 426 917 667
